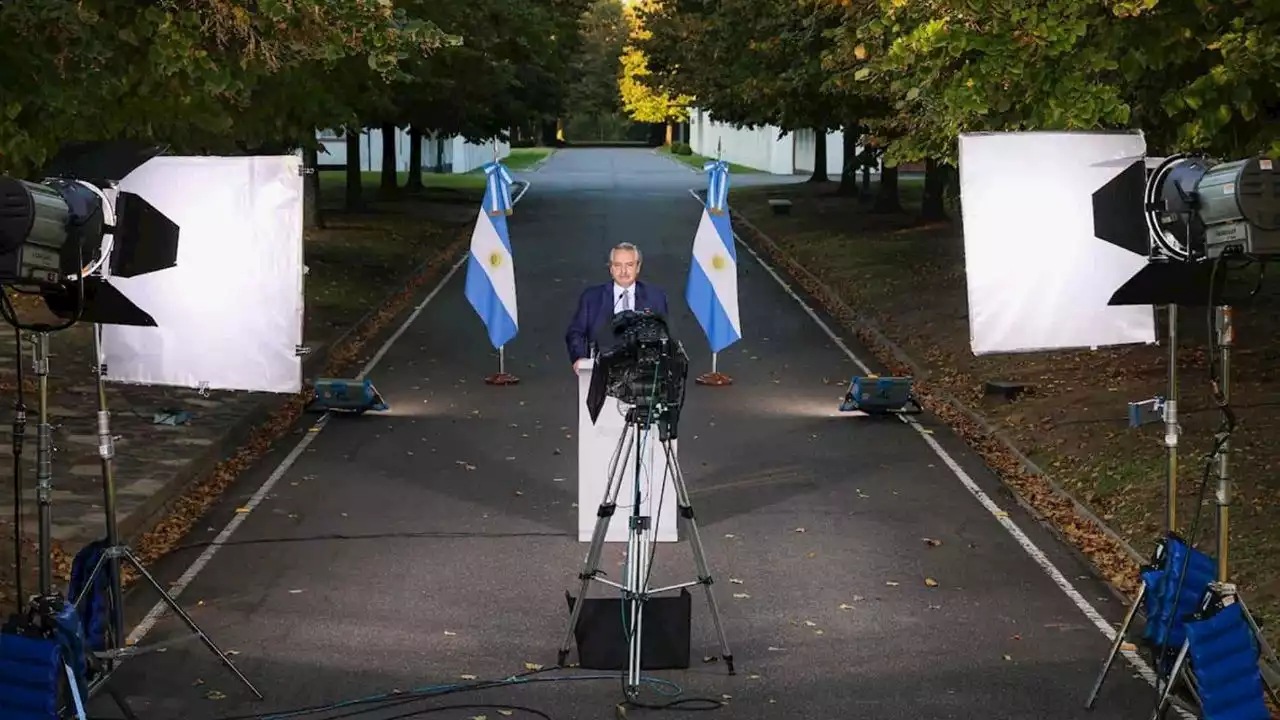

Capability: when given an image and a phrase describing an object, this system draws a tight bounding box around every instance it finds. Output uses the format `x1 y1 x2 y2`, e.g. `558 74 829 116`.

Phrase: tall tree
565 0 632 139
619 0 693 143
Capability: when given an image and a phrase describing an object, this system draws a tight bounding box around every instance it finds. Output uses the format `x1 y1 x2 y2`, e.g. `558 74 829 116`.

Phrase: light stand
10 325 28 616
1086 303 1185 709
557 400 734 701
75 323 263 701
1147 306 1280 719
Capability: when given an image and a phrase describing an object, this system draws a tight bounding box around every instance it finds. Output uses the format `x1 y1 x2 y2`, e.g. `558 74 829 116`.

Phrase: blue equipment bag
1140 533 1216 665
0 596 90 720
67 537 119 654
1184 601 1270 720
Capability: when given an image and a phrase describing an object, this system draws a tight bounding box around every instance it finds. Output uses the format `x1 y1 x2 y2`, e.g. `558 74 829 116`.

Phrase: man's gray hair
610 242 642 264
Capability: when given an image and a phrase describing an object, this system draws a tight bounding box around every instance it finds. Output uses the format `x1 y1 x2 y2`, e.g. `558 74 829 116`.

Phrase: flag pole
696 139 733 387
485 344 518 385
477 150 519 386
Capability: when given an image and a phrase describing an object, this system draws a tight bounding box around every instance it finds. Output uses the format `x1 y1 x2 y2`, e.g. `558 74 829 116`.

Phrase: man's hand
573 359 582 374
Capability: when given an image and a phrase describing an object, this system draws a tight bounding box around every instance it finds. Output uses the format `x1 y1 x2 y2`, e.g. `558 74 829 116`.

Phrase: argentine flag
465 161 518 349
686 160 741 353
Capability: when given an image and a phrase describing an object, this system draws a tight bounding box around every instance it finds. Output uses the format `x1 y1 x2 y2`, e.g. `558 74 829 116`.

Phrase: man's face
610 249 640 288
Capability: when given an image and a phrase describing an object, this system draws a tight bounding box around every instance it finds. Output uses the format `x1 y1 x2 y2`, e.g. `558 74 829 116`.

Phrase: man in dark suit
565 242 669 372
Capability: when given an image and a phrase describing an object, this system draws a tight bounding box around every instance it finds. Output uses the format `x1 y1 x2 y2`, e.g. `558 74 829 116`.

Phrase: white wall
688 107 875 177
316 127 510 174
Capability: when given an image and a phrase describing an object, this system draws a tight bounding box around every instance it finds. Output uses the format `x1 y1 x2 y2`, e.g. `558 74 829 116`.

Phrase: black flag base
484 372 520 386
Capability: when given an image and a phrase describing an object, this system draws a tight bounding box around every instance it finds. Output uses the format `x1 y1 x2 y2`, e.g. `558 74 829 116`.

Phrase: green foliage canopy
0 0 453 177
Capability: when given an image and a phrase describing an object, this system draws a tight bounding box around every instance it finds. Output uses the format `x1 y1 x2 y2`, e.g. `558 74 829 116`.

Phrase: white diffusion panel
958 131 1157 355
101 155 304 393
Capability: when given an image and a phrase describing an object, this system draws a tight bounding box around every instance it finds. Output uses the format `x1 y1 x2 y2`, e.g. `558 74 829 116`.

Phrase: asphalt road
87 148 1158 720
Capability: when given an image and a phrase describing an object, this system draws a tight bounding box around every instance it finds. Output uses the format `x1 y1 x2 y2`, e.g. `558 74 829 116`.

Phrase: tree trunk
435 133 446 173
665 121 673 146
345 128 362 212
407 126 423 192
921 157 949 221
807 131 829 182
380 122 398 196
838 125 860 195
873 165 902 213
302 143 323 229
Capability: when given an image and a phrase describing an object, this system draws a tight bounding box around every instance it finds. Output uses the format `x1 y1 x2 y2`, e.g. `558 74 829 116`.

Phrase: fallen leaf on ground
444 631 456 636
732 593 750 599
460 674 477 680
206 691 226 700
794 527 806 533
924 577 939 587
885 581 900 586
839 603 854 610
803 620 817 627
724 533 736 539
729 578 744 584
525 662 543 671
923 538 942 547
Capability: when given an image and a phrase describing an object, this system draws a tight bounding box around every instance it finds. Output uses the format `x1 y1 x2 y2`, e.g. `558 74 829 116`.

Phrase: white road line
687 188 1178 702
126 182 532 647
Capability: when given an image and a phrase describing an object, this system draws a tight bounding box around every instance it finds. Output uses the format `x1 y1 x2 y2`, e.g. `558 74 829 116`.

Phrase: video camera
585 310 688 431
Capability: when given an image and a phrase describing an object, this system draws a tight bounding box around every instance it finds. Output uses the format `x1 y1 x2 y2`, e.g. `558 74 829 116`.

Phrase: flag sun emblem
711 254 727 270
488 251 503 268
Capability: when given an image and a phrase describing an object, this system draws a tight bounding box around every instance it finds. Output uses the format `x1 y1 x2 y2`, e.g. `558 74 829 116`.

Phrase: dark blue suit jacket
565 281 669 363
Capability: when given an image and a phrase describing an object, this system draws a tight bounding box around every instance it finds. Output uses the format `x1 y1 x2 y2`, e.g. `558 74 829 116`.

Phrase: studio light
0 162 178 326
1102 153 1280 307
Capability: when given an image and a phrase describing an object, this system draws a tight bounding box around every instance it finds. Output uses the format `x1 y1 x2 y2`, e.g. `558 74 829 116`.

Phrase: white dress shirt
613 283 635 312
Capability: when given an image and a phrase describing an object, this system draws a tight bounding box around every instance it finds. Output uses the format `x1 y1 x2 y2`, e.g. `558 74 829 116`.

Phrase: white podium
576 359 679 543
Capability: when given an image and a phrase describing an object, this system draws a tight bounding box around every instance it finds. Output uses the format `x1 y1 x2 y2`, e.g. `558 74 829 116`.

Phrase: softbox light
958 131 1157 355
100 156 304 394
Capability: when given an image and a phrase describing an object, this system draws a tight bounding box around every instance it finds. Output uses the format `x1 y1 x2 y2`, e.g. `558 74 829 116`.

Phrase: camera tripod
73 323 263 701
557 403 734 699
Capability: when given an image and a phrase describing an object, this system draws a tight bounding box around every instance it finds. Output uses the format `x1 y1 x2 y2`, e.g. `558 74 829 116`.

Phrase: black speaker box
565 589 691 671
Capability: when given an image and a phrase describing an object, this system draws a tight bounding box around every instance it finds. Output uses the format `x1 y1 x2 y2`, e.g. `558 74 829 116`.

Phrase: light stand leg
1085 582 1146 709
484 344 519 385
73 326 263 700
92 328 126 669
33 332 53 596
1165 304 1179 533
11 327 27 614
1213 306 1231 583
694 352 732 386
558 423 634 666
660 438 734 674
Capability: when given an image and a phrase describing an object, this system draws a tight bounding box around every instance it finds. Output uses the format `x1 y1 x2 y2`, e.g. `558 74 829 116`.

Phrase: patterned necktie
622 289 631 311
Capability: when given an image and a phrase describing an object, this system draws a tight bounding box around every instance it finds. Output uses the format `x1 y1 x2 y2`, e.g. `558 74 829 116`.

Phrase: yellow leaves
924 577 939 587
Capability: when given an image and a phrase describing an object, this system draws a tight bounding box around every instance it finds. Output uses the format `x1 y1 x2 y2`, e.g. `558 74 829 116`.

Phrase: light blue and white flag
465 160 518 349
686 160 741 353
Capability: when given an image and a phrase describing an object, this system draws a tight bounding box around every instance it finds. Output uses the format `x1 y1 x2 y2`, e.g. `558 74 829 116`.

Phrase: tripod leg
119 547 264 699
1085 583 1145 709
660 440 734 674
1148 640 1189 720
558 424 634 666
